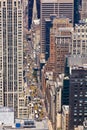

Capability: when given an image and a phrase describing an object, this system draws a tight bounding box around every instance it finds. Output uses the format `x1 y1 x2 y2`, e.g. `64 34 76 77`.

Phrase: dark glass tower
28 0 34 30
74 0 80 24
36 0 40 19
62 57 70 106
69 68 87 130
45 15 57 61
28 0 40 30
45 19 52 61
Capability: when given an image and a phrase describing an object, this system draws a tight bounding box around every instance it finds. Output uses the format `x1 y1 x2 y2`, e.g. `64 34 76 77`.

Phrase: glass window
74 119 77 122
14 1 16 6
3 2 5 6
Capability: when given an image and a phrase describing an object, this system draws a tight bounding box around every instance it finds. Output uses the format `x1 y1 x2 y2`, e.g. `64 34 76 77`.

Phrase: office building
51 18 73 76
41 18 73 89
69 66 87 130
69 21 87 55
62 55 87 106
0 0 23 118
49 18 73 71
55 28 72 76
28 0 40 30
40 0 74 55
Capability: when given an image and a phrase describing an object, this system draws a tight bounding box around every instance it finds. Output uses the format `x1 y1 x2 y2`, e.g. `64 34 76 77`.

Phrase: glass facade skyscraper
69 68 87 130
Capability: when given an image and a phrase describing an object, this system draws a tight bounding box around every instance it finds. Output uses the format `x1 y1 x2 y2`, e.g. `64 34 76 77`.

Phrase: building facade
62 105 69 130
50 18 73 76
81 0 87 19
45 76 63 130
69 67 87 130
0 0 23 118
70 22 87 55
55 29 71 76
40 0 74 55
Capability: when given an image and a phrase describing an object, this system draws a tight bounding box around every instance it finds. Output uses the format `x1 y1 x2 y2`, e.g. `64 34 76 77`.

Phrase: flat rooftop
41 0 73 3
0 107 14 112
0 120 48 130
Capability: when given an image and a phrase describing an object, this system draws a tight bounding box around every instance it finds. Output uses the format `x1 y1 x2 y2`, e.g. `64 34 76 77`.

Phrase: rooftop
0 107 14 112
67 55 87 69
0 120 48 130
41 0 73 3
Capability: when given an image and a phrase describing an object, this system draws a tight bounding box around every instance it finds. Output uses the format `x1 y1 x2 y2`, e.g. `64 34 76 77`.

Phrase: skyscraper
50 18 73 76
40 0 74 55
69 67 87 130
28 0 40 30
0 0 23 118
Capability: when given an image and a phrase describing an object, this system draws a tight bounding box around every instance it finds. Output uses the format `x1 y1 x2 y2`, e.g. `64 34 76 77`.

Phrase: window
74 95 77 97
79 100 83 103
74 113 77 116
74 119 77 122
79 104 82 106
82 29 84 32
78 29 80 32
14 1 16 6
0 2 1 7
3 2 5 6
79 113 82 116
84 113 87 116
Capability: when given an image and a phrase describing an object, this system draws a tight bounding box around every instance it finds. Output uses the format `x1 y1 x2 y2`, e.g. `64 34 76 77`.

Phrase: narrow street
22 3 53 130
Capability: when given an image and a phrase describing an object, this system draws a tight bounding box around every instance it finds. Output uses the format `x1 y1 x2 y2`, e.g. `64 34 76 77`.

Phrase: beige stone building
70 21 87 55
0 0 23 118
62 105 69 130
